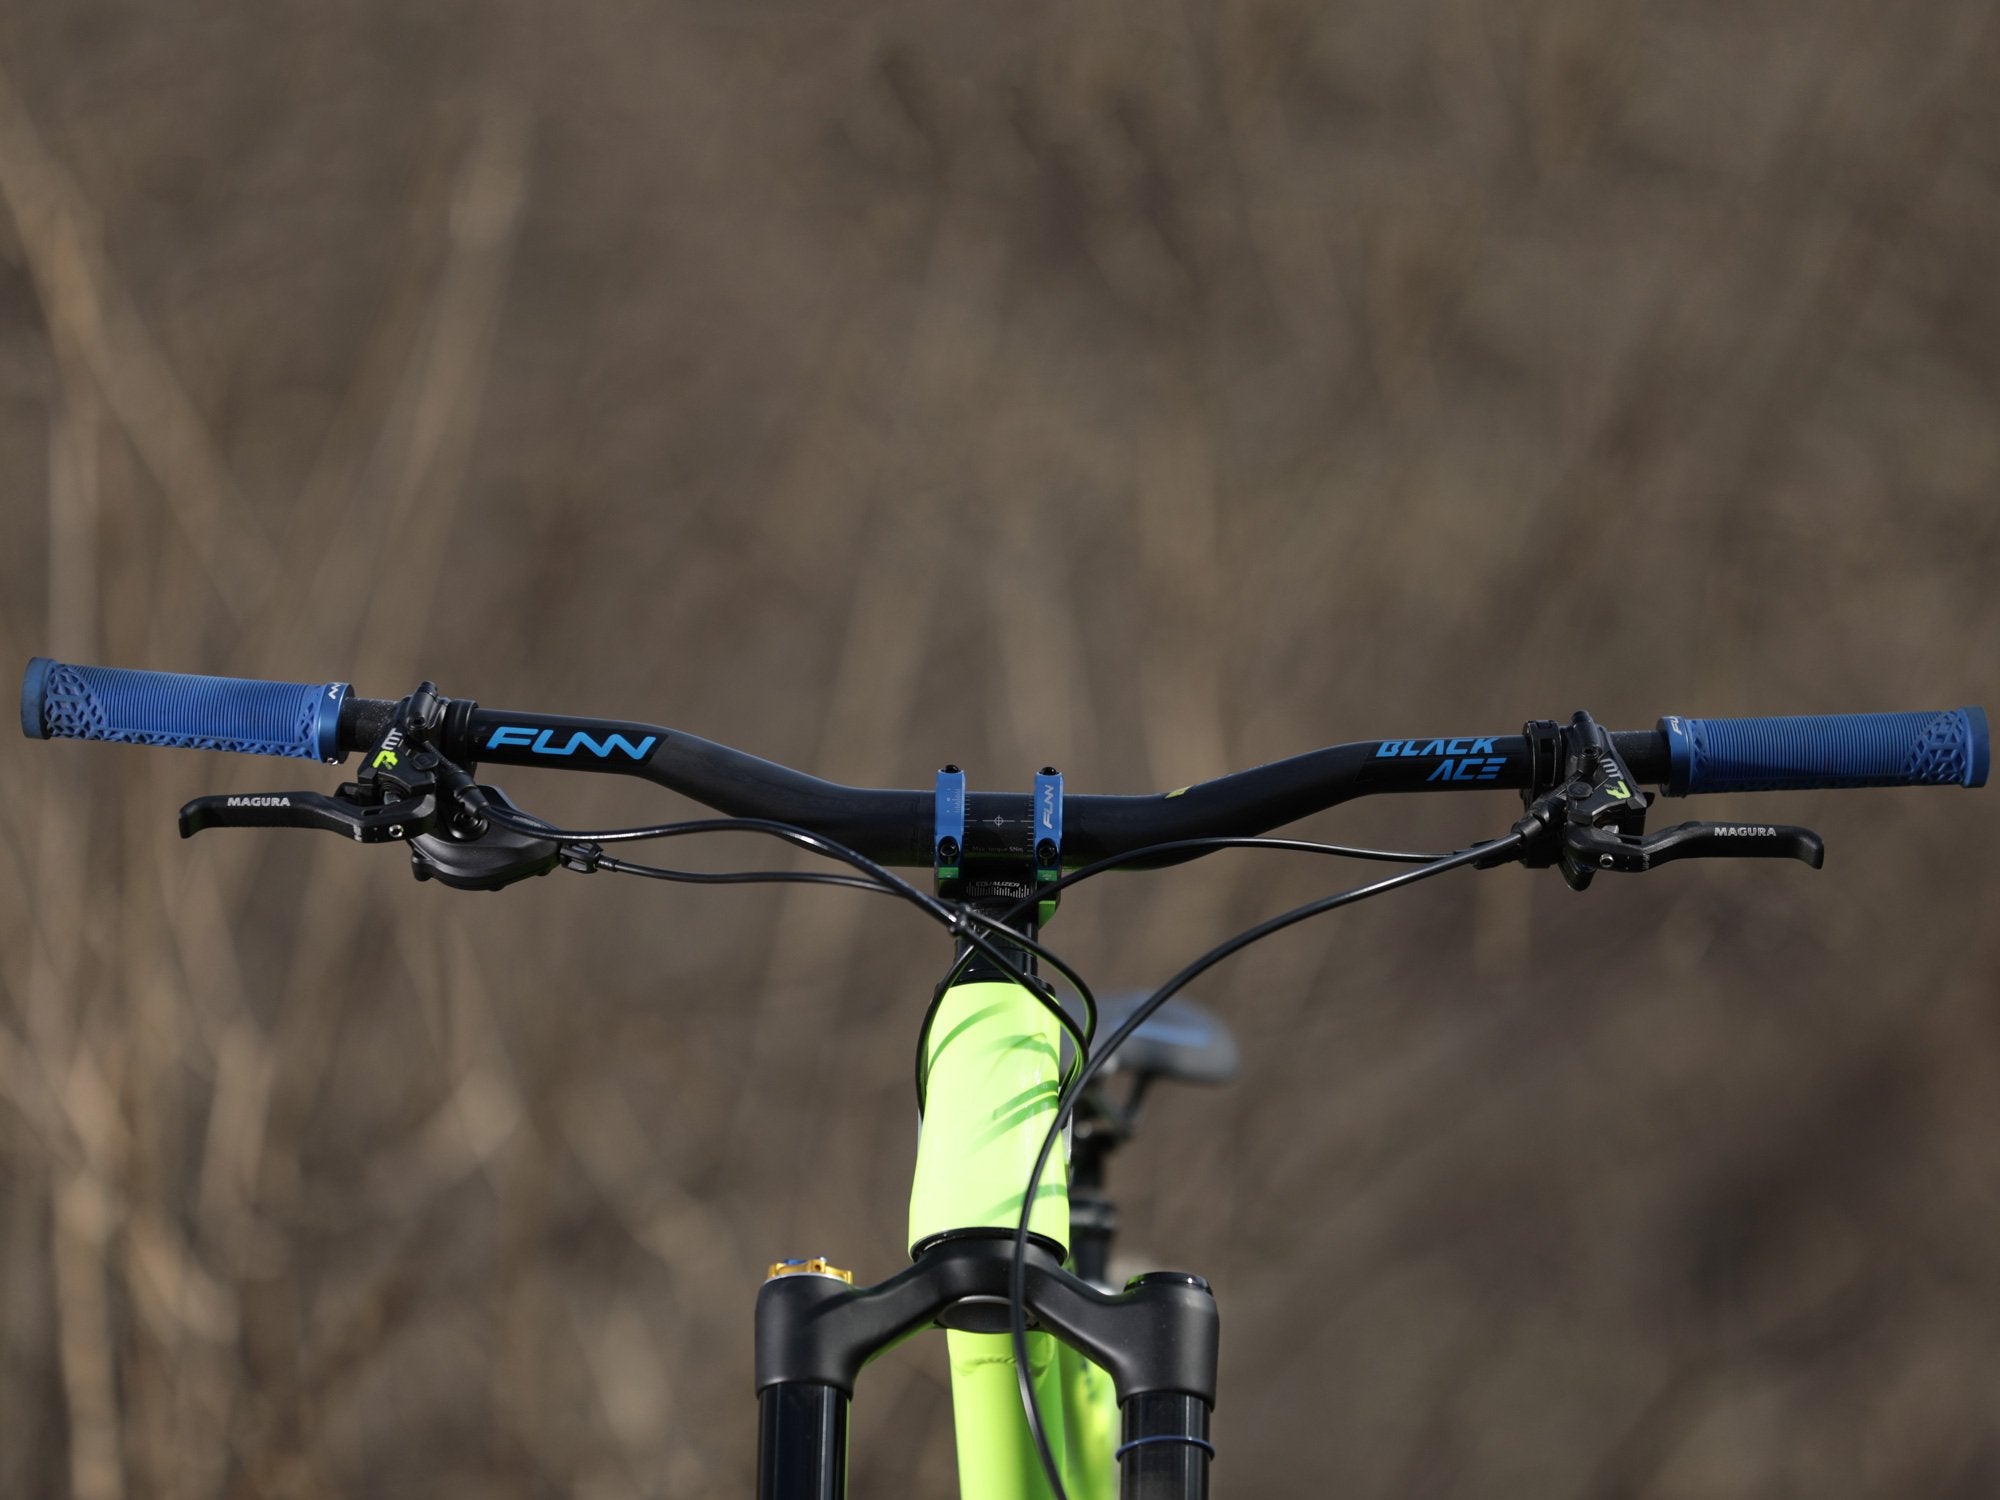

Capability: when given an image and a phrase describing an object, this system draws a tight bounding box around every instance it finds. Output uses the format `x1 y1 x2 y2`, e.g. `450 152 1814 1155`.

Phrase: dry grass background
1 2 1997 1496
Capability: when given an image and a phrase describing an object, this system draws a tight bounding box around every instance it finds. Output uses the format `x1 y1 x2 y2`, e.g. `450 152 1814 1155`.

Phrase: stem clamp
931 763 1065 922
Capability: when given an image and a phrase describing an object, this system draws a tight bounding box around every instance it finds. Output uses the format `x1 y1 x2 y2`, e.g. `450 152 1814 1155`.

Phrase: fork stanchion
756 1381 848 1500
1117 1391 1212 1500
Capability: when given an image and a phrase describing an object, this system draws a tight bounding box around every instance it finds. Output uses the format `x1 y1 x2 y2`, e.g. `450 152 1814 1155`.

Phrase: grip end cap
1656 714 1692 797
315 683 351 763
1966 706 1989 789
21 657 50 740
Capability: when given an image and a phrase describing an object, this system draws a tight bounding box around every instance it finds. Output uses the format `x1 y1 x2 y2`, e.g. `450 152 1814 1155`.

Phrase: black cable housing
911 835 1480 1110
466 795 1099 1085
1002 832 1529 1500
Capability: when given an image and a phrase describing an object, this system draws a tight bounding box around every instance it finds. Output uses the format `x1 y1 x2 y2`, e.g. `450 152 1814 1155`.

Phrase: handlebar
21 657 1989 869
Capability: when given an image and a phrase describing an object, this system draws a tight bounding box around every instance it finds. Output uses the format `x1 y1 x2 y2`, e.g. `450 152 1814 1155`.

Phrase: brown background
2 3 1997 1496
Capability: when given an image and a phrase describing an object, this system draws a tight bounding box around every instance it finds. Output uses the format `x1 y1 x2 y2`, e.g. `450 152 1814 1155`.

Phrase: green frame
908 979 1117 1500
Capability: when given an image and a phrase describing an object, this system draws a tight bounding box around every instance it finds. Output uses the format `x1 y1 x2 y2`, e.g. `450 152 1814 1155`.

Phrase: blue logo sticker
487 725 658 760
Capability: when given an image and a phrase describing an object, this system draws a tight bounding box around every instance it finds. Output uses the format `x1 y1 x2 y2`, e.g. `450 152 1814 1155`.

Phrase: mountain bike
20 656 1990 1499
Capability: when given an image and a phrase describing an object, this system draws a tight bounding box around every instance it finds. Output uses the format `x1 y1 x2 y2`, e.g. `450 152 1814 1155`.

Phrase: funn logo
486 725 659 760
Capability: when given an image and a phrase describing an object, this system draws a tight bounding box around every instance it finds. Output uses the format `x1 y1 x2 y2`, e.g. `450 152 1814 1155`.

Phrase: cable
1029 833 1502 907
468 794 1098 1088
911 909 1099 1098
501 807 1465 1111
1003 832 1529 1500
912 834 1492 1107
586 854 1108 1083
591 855 893 894
914 907 1100 1108
590 867 1097 1095
934 835 1484 994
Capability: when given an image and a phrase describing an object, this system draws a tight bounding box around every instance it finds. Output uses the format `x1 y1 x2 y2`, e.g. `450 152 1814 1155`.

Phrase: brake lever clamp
1514 710 1824 889
1555 709 1653 890
349 691 558 888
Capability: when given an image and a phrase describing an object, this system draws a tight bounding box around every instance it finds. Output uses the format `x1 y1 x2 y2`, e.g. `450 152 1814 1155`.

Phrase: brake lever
1565 820 1824 874
177 776 557 888
179 786 436 842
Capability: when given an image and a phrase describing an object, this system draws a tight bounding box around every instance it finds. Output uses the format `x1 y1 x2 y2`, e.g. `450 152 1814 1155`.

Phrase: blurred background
1 2 1997 1496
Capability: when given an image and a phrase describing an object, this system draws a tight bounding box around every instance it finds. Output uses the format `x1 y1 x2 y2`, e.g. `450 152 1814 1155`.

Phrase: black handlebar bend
21 658 1988 870
443 704 1577 867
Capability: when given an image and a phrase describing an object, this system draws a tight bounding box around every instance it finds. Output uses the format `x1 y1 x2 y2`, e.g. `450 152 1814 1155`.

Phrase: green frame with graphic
908 979 1114 1500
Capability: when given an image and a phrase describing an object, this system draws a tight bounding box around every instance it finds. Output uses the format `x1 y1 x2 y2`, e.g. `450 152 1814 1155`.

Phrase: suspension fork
755 978 1217 1499
754 1238 1217 1499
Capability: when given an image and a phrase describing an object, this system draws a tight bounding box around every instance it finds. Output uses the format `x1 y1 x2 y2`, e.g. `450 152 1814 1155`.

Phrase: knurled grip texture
1659 708 1989 795
21 658 349 761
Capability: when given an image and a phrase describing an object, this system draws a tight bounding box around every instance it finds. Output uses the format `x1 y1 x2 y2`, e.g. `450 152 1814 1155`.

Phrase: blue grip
1660 708 1988 795
21 658 349 761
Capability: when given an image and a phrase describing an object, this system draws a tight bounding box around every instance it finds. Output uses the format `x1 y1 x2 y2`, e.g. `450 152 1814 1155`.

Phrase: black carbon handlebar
22 659 1986 873
419 699 1651 869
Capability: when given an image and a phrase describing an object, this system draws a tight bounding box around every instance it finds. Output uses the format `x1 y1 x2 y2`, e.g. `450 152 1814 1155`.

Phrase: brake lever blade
1637 820 1824 869
178 789 436 843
